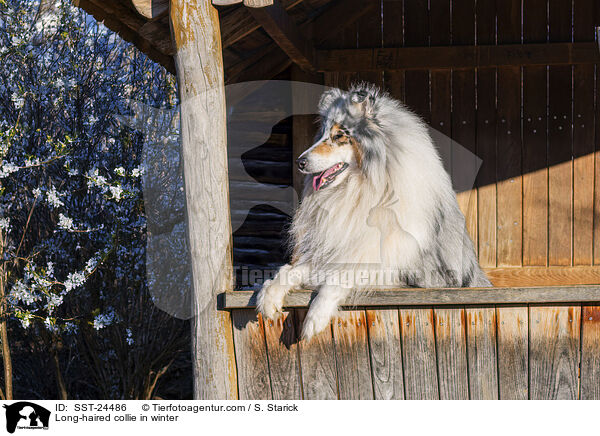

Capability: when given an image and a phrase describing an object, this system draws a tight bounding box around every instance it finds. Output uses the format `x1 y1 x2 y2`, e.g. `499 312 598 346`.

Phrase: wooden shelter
75 0 600 399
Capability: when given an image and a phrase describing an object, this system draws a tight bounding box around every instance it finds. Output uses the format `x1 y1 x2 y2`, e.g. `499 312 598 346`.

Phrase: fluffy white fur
257 83 491 341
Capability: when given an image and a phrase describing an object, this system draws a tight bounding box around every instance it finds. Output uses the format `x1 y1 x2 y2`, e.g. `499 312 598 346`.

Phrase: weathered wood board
496 307 528 400
466 307 498 399
232 310 272 399
262 310 302 399
332 311 374 400
399 308 439 400
231 301 598 400
296 309 338 399
366 309 405 400
529 305 580 400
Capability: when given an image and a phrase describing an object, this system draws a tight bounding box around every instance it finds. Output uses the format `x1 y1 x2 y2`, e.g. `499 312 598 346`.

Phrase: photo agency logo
3 402 50 433
116 80 481 315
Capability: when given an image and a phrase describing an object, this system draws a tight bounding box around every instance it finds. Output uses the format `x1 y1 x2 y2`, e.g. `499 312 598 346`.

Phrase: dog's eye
332 132 345 141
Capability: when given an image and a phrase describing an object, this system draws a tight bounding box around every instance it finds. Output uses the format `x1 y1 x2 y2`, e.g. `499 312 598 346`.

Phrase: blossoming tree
0 0 188 399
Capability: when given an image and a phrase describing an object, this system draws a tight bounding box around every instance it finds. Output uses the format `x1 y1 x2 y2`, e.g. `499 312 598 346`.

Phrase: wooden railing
222 285 600 308
222 286 600 400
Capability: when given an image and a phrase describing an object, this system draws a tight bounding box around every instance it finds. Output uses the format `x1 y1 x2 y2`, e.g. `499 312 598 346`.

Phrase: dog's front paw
256 280 285 320
301 305 335 342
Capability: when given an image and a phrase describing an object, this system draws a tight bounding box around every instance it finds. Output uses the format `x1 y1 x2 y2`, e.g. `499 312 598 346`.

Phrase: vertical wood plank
522 0 549 267
548 0 573 266
452 0 477 247
429 0 452 173
529 305 581 400
431 71 452 174
434 307 469 399
496 307 528 399
322 15 358 92
399 308 439 400
403 0 430 123
355 0 383 87
595 64 600 265
495 0 526 400
383 0 404 101
398 0 436 402
332 310 374 400
232 310 273 399
496 0 522 267
366 309 405 400
581 306 600 399
263 311 302 399
458 0 498 402
466 307 499 399
296 309 338 399
475 0 497 268
572 0 595 265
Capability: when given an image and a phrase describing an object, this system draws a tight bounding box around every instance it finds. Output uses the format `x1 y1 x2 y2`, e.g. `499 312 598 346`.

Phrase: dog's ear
349 89 375 118
318 88 343 116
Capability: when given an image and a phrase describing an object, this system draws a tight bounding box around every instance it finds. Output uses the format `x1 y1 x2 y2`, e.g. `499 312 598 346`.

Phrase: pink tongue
312 165 339 191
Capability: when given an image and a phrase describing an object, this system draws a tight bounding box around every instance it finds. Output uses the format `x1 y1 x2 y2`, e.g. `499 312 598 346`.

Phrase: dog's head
297 83 386 191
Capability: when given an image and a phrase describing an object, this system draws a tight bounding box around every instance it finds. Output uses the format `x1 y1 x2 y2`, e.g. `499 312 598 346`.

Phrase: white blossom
0 162 19 178
131 165 144 178
109 185 123 201
0 217 10 231
114 166 125 176
57 213 73 230
20 313 32 329
64 270 86 292
10 92 24 109
85 256 98 273
46 262 54 278
46 293 63 312
11 280 37 305
46 187 64 208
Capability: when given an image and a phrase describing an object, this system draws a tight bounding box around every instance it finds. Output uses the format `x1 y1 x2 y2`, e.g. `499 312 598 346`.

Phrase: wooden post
169 0 237 399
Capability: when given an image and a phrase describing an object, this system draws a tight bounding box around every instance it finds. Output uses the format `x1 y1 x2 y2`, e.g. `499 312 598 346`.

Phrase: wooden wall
227 0 600 401
231 0 600 289
312 0 600 287
229 304 600 400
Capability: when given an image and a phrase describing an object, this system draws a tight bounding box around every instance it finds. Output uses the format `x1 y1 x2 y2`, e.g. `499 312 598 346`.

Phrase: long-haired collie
257 83 491 341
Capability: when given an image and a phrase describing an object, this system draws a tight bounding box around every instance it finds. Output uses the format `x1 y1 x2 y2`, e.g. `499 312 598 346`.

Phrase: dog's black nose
296 157 308 170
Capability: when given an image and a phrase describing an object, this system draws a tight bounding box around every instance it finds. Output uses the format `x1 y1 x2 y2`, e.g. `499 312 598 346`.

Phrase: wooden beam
247 0 315 71
78 0 175 73
485 266 600 287
138 20 176 56
244 0 274 6
220 0 303 49
130 0 169 20
316 42 600 71
222 285 600 309
224 0 376 83
169 0 237 400
213 0 243 5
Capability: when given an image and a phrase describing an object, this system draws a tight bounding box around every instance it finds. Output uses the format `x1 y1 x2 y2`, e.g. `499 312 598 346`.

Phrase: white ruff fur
257 83 491 341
